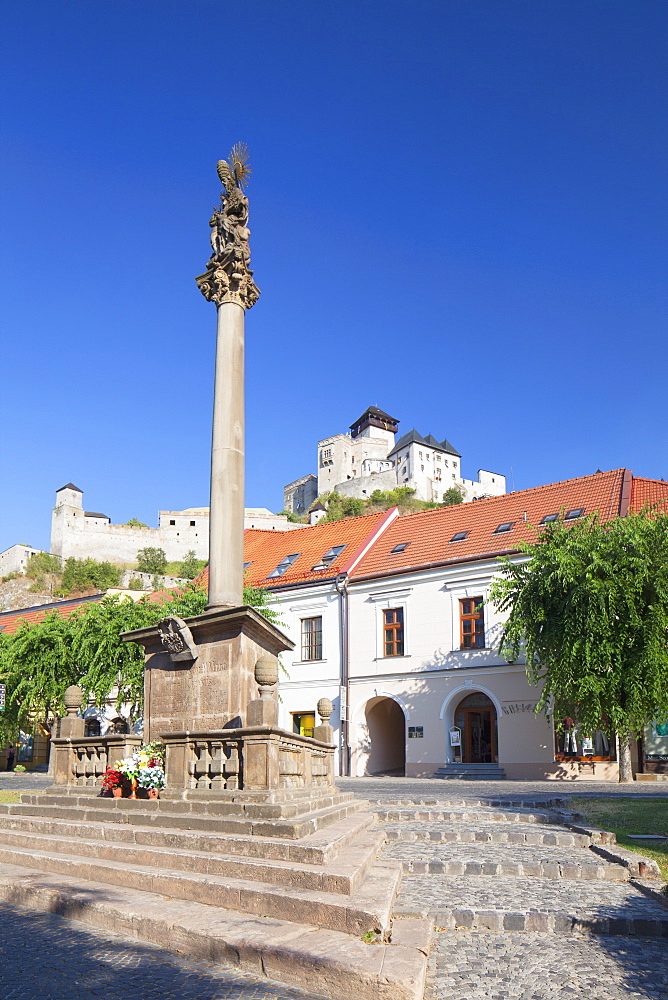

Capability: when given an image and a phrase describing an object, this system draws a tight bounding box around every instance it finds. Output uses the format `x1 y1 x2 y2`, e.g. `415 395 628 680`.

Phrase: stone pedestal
59 685 85 740
122 605 293 742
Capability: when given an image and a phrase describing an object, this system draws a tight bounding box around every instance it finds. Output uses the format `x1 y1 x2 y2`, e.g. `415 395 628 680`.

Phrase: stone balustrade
50 734 143 786
161 727 335 792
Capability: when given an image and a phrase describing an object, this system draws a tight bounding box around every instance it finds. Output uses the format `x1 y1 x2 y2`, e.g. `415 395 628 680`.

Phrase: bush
178 551 206 579
60 558 121 594
25 553 61 578
124 518 149 528
441 486 464 506
127 577 145 591
136 548 167 575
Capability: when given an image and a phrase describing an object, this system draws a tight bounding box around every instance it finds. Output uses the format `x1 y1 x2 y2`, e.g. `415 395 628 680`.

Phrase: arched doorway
453 692 497 764
364 697 406 775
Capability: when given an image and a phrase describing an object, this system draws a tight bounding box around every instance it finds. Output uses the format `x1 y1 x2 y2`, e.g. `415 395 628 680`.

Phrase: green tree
124 517 149 528
441 485 464 506
490 510 668 782
136 547 167 575
178 550 205 579
59 557 121 594
25 552 62 577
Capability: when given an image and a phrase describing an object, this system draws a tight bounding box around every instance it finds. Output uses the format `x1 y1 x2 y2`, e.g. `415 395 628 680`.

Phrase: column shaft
208 300 245 608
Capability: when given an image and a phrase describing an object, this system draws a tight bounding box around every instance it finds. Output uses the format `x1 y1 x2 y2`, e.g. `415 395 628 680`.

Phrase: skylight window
391 543 409 553
450 531 469 542
243 561 252 570
565 508 585 520
494 522 514 534
267 553 301 578
311 544 346 572
540 513 559 524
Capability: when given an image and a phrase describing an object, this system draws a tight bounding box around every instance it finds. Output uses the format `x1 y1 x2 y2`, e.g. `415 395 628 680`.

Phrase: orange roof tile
351 469 630 580
0 595 104 635
198 509 398 591
629 477 668 514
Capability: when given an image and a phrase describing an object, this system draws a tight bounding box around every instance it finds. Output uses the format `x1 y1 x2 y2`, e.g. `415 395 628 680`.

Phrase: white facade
288 407 507 508
50 486 299 567
269 555 620 782
0 544 45 578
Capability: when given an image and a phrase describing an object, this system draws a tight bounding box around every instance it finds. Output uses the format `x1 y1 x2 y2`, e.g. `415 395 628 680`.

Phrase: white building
284 406 506 511
248 468 667 781
50 484 300 567
0 544 45 579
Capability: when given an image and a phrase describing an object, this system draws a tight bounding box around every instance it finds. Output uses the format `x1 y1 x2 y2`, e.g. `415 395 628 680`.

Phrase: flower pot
147 788 159 799
112 787 123 798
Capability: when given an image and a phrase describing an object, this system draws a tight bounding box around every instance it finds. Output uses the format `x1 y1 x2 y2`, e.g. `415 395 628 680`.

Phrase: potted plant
116 741 166 800
101 765 124 797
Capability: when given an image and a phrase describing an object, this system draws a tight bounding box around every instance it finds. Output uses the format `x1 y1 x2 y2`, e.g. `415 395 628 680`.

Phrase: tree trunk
618 735 634 783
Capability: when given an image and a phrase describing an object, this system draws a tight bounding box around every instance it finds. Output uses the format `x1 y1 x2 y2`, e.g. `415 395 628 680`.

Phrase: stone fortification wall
333 469 399 499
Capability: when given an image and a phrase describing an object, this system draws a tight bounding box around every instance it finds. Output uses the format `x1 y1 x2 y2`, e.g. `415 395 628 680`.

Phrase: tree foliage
490 510 668 745
136 547 167 575
441 485 464 506
177 550 207 579
59 557 121 594
0 580 279 732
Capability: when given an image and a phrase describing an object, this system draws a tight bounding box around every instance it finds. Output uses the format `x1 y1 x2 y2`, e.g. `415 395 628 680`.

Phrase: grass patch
0 791 22 804
571 797 668 881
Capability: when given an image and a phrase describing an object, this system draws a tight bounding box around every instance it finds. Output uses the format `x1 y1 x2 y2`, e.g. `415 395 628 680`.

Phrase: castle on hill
283 406 506 515
50 485 300 567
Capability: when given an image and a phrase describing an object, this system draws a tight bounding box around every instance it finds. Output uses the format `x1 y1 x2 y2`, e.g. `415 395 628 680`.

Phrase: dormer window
565 508 585 520
267 553 301 578
540 513 559 524
494 522 514 533
311 544 346 572
391 543 409 553
450 531 469 542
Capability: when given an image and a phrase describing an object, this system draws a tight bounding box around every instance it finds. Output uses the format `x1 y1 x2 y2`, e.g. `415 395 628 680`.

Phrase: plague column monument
117 147 336 796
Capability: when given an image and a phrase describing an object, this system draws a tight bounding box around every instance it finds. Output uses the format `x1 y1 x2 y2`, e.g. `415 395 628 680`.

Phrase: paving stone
0 901 321 999
425 929 668 999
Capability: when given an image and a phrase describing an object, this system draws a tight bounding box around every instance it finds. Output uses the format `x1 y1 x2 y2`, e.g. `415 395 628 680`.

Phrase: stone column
195 144 260 611
208 300 245 607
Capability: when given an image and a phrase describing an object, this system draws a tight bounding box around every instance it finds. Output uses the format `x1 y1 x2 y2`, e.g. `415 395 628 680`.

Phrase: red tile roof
0 595 104 635
629 477 668 514
198 509 398 591
351 469 630 580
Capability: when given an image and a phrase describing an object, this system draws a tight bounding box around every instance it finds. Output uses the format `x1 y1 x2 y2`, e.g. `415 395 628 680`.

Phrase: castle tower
51 483 83 559
349 406 399 449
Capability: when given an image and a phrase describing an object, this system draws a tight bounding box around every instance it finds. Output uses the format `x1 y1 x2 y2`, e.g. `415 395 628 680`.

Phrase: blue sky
1 1 667 554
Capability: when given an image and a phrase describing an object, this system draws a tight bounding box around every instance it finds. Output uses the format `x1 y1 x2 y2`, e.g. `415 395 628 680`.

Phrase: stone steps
0 806 376 864
0 795 362 840
373 807 571 826
392 874 668 938
380 822 592 848
0 861 429 1000
0 823 386 894
435 764 506 780
0 838 401 935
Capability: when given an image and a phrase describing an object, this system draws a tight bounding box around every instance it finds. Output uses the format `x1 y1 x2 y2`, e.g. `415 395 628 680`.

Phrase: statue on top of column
196 143 260 310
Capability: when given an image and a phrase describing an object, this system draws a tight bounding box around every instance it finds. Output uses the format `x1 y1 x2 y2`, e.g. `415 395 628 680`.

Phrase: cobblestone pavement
366 780 668 998
338 776 668 801
393 874 668 922
382 839 625 878
0 902 323 1000
425 930 668 1000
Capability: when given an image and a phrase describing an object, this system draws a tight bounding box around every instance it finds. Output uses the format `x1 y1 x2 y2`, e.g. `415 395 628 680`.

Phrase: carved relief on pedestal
157 616 198 664
196 142 260 310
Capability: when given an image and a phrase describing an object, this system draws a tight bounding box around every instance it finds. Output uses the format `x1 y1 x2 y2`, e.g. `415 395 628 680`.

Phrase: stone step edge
373 809 570 825
0 861 429 1000
0 824 386 895
0 842 400 935
392 902 668 938
381 828 592 847
2 800 362 840
565 820 663 877
396 859 628 880
367 799 573 810
0 808 377 865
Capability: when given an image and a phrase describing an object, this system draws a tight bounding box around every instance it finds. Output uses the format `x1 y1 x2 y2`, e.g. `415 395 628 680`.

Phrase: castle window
170 520 176 526
190 520 196 526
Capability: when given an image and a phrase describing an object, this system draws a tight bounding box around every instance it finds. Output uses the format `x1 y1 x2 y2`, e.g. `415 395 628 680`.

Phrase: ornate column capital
195 143 260 310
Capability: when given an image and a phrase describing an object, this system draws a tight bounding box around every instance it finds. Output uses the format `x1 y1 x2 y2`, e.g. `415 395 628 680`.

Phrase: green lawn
571 797 668 881
0 791 22 804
